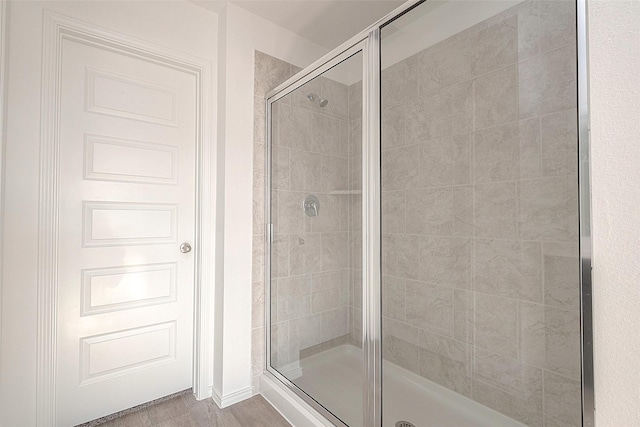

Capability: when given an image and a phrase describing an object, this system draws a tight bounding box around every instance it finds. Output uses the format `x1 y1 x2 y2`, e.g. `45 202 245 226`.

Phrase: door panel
56 38 196 426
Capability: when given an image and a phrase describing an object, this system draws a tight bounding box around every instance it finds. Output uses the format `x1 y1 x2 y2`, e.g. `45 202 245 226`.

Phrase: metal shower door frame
264 38 370 427
263 0 594 425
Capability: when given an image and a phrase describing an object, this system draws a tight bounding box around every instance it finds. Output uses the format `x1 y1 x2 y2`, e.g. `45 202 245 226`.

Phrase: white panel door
56 38 196 426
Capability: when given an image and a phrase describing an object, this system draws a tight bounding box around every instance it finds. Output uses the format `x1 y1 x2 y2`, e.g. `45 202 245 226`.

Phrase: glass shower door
380 1 582 426
267 49 364 426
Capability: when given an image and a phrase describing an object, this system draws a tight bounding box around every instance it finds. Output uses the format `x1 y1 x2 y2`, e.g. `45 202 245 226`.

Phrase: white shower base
291 344 525 427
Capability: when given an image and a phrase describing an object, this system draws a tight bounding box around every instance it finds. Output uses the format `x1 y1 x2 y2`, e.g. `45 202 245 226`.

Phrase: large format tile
474 239 543 302
452 81 473 135
514 0 540 61
320 77 349 120
312 269 349 293
276 191 308 234
543 371 582 427
453 290 469 342
519 302 581 379
321 155 349 192
291 76 322 114
539 0 577 54
419 330 471 396
544 305 581 380
310 194 348 233
279 104 314 151
382 191 406 234
519 117 542 179
254 51 291 98
382 103 406 150
382 53 420 107
270 322 290 368
382 144 421 191
419 236 472 289
473 122 520 183
519 44 577 119
252 327 265 377
252 234 265 283
289 313 323 354
417 29 471 94
474 348 525 395
254 96 266 145
321 232 349 271
518 176 579 241
406 188 453 235
382 234 420 279
543 241 580 310
271 234 289 278
406 88 453 143
452 133 472 185
289 233 322 275
472 365 544 427
473 65 517 130
469 16 518 77
541 108 578 177
312 113 348 157
383 318 420 373
276 292 310 322
406 280 454 336
271 146 289 190
453 186 473 236
419 137 458 188
253 186 264 235
382 275 406 322
474 181 518 239
474 294 518 358
319 307 349 342
311 287 343 314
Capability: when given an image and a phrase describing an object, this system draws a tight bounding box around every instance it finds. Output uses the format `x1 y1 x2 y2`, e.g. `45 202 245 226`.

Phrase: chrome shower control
303 195 320 217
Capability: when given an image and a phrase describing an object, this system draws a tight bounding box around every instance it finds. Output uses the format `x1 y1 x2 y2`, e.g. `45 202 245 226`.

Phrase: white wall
214 2 327 404
589 0 640 425
0 1 218 424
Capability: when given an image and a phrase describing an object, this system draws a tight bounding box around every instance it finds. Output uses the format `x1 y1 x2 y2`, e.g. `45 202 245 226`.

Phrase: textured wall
589 0 640 425
378 1 582 426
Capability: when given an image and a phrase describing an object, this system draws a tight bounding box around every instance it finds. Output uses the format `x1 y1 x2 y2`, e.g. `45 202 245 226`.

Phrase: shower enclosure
264 0 592 425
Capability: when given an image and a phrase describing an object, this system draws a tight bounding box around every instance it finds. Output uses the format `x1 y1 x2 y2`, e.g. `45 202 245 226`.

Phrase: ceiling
194 0 404 49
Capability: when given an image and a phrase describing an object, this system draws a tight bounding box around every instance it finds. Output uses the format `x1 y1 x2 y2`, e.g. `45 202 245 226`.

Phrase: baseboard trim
212 385 253 408
260 373 334 427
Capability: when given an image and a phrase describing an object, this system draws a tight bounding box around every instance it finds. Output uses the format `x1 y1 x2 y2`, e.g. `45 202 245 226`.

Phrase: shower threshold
291 344 526 427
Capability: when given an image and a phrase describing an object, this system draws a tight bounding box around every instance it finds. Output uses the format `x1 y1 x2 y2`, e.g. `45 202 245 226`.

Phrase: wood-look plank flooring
99 394 291 427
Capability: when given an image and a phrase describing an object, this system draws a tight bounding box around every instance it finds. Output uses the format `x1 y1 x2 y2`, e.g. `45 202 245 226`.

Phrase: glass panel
269 50 364 426
380 1 580 426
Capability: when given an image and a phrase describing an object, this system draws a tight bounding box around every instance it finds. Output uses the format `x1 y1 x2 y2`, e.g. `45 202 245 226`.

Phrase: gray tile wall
378 1 581 426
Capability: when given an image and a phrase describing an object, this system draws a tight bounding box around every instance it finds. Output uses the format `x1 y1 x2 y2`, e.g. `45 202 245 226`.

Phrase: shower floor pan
291 344 525 427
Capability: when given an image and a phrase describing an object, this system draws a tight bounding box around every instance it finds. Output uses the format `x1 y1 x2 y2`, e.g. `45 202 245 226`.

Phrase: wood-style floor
99 394 292 427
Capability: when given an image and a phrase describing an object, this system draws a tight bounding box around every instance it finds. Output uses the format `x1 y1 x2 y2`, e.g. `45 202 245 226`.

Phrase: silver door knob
180 242 192 253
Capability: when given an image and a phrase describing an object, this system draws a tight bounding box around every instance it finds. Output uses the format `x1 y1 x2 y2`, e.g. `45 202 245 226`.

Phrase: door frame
36 11 215 426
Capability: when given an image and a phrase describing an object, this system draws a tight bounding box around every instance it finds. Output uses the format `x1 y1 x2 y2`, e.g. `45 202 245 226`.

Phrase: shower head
307 93 329 108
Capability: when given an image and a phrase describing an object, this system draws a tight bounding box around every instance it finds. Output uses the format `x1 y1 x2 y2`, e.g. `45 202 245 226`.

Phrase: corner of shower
261 0 593 426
